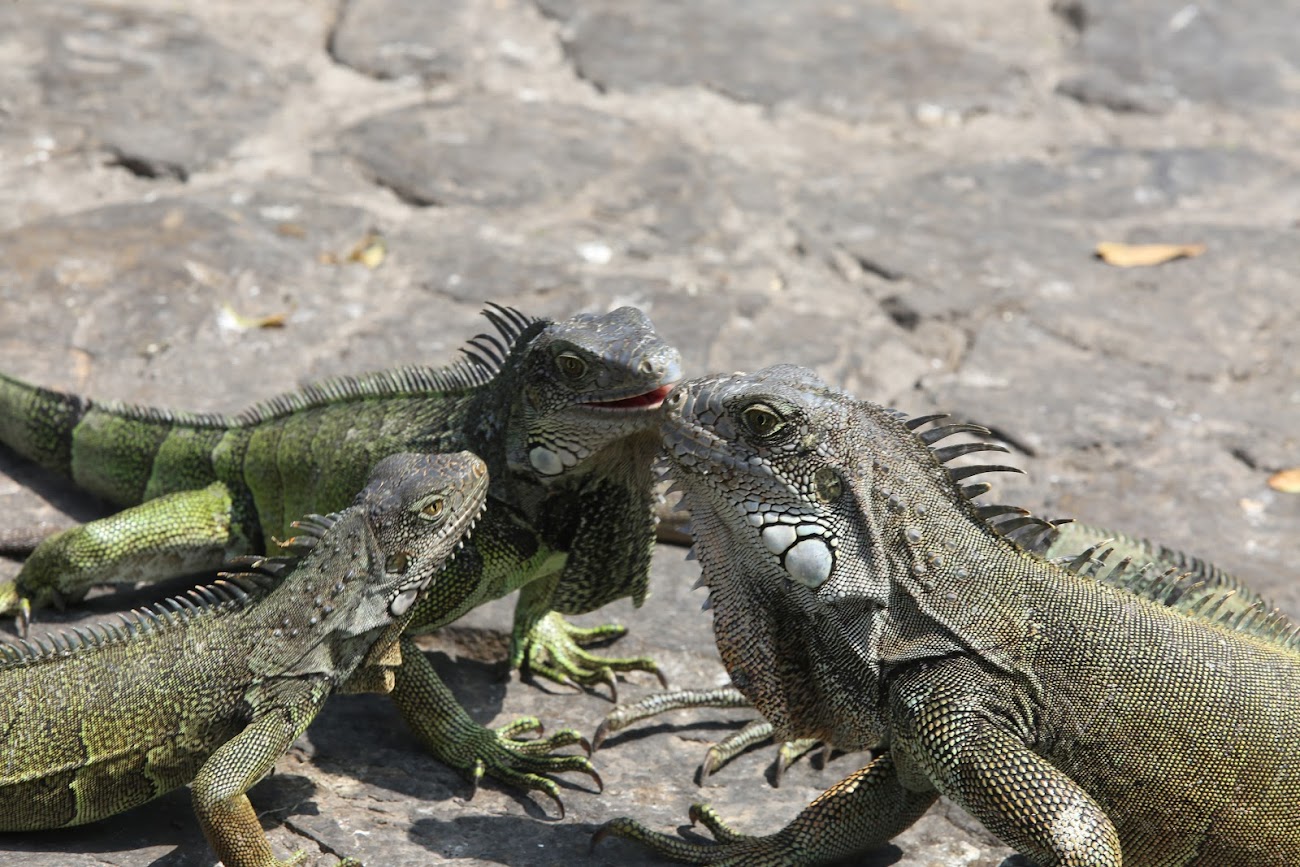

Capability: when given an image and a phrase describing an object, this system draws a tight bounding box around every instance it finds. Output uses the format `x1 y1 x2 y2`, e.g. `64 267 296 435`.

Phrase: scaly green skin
0 304 681 807
598 365 1300 866
0 451 488 867
595 518 1288 781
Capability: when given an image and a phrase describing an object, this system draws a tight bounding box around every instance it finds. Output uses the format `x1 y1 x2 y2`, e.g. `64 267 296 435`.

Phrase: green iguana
598 364 1300 865
0 304 680 808
0 450 489 867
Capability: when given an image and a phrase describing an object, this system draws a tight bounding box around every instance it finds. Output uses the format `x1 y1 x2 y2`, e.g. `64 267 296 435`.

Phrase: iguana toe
593 807 789 866
518 611 666 700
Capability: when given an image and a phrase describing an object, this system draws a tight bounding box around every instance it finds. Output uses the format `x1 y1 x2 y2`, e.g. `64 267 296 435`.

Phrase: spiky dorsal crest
92 304 543 429
903 411 1064 547
0 573 276 669
1056 542 1300 652
272 511 343 556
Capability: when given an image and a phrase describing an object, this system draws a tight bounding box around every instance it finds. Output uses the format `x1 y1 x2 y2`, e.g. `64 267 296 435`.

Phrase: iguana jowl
0 450 488 867
600 364 1300 866
0 304 680 806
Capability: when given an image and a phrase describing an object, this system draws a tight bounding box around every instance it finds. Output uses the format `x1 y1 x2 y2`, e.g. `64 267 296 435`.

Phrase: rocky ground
0 1 1296 865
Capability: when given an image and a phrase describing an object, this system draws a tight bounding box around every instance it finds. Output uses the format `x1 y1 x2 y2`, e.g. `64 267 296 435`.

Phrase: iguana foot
514 611 667 701
392 636 602 817
594 804 793 866
0 574 75 631
593 686 821 783
458 716 602 817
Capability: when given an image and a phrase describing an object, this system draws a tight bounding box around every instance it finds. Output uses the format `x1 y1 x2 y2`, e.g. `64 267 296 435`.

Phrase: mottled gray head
360 451 489 619
516 306 681 479
663 364 931 745
662 364 937 606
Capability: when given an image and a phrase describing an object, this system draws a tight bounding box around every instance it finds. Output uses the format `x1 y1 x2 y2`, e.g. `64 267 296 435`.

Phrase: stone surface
537 0 1023 122
1054 0 1300 109
329 0 472 83
0 3 282 180
0 0 1297 864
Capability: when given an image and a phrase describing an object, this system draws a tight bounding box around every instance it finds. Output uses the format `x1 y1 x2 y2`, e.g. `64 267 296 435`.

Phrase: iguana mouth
582 384 675 411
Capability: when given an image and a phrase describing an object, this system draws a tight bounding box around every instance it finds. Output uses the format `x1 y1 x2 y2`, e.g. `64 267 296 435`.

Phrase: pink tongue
590 384 674 409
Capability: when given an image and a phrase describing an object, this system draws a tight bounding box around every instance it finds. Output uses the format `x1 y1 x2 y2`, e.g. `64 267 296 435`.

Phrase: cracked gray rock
2 2 283 179
1053 0 1300 109
537 0 1022 121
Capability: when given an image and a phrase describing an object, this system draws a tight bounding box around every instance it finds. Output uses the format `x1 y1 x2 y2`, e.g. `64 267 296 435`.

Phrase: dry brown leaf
1267 468 1300 494
219 304 289 331
346 231 387 269
1095 241 1206 267
276 222 307 239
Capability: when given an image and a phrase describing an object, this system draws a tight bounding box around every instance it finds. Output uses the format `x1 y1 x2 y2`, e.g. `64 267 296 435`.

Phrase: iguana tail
0 372 226 506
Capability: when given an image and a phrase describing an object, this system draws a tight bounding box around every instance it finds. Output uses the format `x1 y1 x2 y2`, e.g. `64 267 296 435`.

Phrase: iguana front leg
888 663 1124 867
389 636 600 816
595 751 937 865
513 472 665 696
0 481 247 617
192 680 354 867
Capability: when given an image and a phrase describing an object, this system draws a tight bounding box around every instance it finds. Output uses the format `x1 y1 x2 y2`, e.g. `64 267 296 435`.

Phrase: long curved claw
698 718 776 782
772 738 823 788
518 612 665 701
16 596 32 640
456 721 603 817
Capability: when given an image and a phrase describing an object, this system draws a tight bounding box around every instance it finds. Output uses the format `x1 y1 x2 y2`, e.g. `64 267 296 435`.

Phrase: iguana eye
556 351 588 379
740 403 786 440
418 497 445 522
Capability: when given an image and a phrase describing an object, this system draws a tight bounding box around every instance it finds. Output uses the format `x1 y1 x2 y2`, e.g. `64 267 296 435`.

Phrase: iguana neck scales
0 303 680 808
600 364 1300 866
0 451 488 867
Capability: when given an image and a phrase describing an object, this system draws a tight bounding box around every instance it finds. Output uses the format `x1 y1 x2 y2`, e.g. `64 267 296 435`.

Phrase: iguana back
0 451 488 867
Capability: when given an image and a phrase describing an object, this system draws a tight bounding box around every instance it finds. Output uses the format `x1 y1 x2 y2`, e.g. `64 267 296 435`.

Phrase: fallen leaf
1267 468 1300 494
276 222 307 239
1095 241 1206 267
346 231 387 269
219 304 289 332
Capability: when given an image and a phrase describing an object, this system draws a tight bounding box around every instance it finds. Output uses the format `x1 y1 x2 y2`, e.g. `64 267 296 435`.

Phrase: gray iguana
598 364 1300 866
597 521 1280 784
0 450 489 867
0 304 680 808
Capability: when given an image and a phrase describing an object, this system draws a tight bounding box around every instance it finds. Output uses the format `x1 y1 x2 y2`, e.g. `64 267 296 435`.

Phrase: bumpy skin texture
0 451 488 867
598 364 1300 866
595 518 1288 779
0 305 680 805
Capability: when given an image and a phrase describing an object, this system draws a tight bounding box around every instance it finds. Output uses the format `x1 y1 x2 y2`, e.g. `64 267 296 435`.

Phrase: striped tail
0 372 90 478
0 372 226 507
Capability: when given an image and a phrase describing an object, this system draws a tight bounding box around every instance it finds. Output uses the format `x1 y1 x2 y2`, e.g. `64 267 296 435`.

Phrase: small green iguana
0 304 680 808
0 450 489 867
598 364 1300 866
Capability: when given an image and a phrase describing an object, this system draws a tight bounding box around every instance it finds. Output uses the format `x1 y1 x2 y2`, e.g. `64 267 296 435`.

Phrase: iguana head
661 364 1021 745
480 305 680 480
358 451 490 623
244 450 490 682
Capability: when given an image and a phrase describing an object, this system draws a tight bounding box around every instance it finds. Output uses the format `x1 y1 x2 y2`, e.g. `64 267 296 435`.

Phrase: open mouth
582 384 676 411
